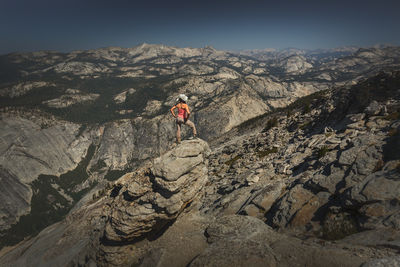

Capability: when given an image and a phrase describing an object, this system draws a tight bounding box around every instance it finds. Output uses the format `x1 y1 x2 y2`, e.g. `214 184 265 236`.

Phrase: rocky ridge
1 71 399 266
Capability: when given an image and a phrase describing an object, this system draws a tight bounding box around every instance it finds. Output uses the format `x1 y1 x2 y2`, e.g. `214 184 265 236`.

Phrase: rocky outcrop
361 256 400 267
189 215 376 267
189 215 279 267
203 70 400 224
343 163 400 230
113 88 135 104
197 71 400 263
274 55 313 74
104 139 210 243
42 91 100 108
49 61 110 75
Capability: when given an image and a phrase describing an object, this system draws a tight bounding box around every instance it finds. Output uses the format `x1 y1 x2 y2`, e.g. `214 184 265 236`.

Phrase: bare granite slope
1 71 400 266
1 44 400 258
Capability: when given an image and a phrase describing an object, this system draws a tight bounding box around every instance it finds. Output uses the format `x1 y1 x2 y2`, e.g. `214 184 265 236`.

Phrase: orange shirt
170 103 190 118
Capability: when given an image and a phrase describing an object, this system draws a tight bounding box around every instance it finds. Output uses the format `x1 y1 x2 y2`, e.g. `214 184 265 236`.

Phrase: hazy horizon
1 0 400 55
2 42 398 56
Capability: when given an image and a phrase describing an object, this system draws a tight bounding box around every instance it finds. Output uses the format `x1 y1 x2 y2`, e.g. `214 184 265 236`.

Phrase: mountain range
0 44 400 266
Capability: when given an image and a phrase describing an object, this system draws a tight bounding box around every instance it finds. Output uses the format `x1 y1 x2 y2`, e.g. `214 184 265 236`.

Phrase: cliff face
0 114 93 231
0 116 92 184
1 71 400 267
0 167 32 231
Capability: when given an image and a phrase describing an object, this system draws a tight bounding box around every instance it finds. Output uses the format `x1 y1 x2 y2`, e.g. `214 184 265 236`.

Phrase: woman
170 94 197 143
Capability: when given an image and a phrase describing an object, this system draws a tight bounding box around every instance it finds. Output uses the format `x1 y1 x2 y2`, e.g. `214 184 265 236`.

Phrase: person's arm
170 105 177 118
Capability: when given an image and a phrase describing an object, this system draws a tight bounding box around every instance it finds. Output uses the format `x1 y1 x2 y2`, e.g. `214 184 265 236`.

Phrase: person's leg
176 119 182 143
185 119 197 137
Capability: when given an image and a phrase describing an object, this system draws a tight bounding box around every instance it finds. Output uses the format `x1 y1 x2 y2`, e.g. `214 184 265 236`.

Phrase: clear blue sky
1 0 400 54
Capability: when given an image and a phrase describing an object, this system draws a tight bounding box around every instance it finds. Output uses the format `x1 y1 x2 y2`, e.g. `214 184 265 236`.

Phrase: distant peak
203 45 216 51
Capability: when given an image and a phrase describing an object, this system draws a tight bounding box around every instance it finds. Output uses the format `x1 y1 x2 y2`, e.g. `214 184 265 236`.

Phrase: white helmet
177 93 188 102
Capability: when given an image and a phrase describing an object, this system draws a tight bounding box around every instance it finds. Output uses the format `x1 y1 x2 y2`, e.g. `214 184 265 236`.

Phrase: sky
1 0 400 54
